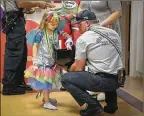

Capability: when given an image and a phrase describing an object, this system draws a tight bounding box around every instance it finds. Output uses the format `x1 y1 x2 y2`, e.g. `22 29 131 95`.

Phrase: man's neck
87 23 101 30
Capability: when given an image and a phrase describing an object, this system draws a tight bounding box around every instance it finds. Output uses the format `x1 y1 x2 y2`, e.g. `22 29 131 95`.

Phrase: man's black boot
2 86 25 95
104 105 118 114
60 86 66 91
19 82 33 91
80 104 103 116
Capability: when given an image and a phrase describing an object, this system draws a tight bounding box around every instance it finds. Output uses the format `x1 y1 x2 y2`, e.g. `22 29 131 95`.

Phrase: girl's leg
43 90 57 110
42 97 57 105
43 90 49 103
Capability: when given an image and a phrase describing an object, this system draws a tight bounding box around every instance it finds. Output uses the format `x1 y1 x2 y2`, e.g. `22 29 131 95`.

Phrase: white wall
130 1 144 77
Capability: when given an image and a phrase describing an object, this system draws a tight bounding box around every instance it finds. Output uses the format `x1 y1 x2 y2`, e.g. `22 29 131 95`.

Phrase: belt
96 72 118 79
39 64 55 69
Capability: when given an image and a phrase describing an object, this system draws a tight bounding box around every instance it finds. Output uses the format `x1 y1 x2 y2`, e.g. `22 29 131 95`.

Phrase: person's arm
61 32 73 50
69 36 87 71
70 59 86 71
101 1 122 27
16 1 55 9
100 11 122 27
49 7 62 11
33 43 38 57
32 43 39 67
31 31 42 65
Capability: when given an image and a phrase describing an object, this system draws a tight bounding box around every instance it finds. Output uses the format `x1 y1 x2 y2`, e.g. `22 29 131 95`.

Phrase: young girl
25 12 71 110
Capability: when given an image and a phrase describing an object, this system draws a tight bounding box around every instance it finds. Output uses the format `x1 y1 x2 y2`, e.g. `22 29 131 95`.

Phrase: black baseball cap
76 10 97 21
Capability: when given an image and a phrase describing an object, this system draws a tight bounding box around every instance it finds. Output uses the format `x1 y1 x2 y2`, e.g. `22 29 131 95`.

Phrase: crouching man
62 10 124 116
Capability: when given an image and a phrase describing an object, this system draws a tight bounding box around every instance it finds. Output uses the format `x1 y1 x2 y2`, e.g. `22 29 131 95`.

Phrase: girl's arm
32 43 39 66
33 43 38 57
32 31 42 65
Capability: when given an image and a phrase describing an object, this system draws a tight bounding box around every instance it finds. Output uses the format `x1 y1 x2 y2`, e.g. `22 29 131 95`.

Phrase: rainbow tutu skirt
24 64 61 90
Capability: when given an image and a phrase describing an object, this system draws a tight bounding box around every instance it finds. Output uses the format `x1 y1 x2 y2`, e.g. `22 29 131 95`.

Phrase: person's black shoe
60 86 66 91
19 82 33 91
80 104 103 116
2 86 25 95
104 105 118 114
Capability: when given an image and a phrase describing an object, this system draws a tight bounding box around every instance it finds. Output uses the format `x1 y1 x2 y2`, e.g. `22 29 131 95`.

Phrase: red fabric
73 0 80 5
71 23 81 45
58 16 72 49
0 32 6 82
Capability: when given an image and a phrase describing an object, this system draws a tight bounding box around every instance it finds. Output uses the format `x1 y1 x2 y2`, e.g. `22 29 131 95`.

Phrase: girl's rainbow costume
25 13 62 91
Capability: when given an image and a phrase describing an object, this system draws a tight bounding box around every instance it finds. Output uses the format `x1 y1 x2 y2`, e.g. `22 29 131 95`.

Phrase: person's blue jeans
62 71 119 108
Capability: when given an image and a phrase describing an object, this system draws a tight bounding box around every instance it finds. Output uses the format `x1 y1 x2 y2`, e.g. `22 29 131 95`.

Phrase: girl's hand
66 42 72 50
65 38 73 50
32 64 39 71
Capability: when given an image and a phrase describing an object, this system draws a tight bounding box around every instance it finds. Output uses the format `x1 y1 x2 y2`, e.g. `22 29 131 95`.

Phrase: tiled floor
1 92 143 116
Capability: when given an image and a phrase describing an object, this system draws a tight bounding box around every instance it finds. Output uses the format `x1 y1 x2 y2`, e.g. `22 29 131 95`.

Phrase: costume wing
26 29 38 46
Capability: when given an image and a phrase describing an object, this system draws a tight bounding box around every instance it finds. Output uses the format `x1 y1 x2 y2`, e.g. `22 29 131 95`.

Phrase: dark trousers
2 16 27 88
62 71 119 108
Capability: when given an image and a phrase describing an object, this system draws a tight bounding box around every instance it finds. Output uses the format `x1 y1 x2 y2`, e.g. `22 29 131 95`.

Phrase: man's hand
38 1 56 9
49 7 61 11
24 8 36 14
65 13 76 21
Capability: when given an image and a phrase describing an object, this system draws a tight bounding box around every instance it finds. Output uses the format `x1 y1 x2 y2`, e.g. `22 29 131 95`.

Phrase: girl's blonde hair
38 12 60 31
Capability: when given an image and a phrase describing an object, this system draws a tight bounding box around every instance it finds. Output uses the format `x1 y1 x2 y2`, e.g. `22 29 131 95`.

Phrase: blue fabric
57 19 66 34
34 31 43 43
26 29 43 45
28 78 52 90
39 64 55 69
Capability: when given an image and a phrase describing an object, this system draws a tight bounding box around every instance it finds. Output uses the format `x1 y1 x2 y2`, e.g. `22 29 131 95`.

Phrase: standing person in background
1 1 55 95
80 1 122 101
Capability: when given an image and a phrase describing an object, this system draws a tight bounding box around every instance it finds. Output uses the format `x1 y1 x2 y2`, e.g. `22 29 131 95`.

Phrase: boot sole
80 108 103 116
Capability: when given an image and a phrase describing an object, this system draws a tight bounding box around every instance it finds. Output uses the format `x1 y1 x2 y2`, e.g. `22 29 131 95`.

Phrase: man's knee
61 72 71 83
61 72 76 87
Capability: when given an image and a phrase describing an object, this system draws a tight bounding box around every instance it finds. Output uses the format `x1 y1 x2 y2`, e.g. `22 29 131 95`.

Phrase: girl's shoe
43 102 57 110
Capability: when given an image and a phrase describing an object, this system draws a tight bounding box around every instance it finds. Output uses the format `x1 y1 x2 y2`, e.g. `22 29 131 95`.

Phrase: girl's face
46 20 59 31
